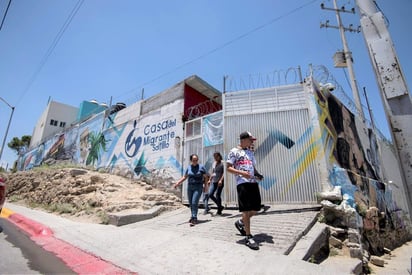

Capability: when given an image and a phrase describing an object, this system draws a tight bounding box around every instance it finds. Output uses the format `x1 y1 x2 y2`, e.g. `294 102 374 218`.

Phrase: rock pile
317 186 412 273
4 167 182 224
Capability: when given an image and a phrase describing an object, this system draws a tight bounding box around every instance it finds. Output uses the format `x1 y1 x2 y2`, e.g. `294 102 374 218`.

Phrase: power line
15 0 84 106
0 0 12 31
114 0 319 101
13 0 317 105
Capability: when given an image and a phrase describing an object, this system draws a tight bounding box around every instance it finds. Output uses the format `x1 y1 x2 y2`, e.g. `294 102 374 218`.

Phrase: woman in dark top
174 154 207 226
204 152 225 215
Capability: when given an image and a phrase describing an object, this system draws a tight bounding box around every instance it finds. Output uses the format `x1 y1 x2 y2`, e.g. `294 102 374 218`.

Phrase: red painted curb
9 213 53 237
7 213 137 275
32 235 134 275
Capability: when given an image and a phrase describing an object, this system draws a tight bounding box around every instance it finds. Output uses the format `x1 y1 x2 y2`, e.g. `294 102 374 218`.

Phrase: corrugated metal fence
182 84 323 206
223 84 321 206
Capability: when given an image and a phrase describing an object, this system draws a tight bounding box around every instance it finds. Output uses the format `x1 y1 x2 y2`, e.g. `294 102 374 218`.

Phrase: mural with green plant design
86 131 108 166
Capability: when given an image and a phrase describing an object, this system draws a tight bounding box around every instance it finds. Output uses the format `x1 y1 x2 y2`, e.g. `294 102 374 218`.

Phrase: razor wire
187 99 222 120
224 66 303 92
310 64 391 144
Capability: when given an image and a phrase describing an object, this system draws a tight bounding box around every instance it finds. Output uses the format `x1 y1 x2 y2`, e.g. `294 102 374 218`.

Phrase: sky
0 0 411 169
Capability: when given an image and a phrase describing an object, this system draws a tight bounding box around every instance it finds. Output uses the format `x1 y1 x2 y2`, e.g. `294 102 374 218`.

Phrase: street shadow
259 206 322 216
211 212 231 218
227 211 269 219
235 238 247 245
195 219 212 225
253 233 274 244
235 233 274 247
227 213 242 219
176 219 212 226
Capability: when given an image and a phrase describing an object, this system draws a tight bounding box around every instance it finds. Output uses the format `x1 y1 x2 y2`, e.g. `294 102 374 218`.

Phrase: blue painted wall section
311 81 409 247
20 101 184 184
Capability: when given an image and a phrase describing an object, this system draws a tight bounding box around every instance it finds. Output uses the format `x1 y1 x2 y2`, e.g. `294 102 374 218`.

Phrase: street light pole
0 97 15 161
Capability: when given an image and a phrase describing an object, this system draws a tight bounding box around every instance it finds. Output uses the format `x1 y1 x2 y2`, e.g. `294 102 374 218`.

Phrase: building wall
184 84 221 119
141 82 184 115
30 104 50 148
30 101 78 148
20 76 222 190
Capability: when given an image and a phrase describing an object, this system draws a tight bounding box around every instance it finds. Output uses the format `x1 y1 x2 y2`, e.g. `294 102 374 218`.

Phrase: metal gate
182 112 223 204
181 84 323 206
222 84 322 206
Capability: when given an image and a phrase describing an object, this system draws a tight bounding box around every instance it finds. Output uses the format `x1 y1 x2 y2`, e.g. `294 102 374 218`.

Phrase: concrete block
370 255 385 267
329 236 343 249
321 256 363 275
348 228 360 243
349 247 363 259
108 205 164 226
288 222 329 260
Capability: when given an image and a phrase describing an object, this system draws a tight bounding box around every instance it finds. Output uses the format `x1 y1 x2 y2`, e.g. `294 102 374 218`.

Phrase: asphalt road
3 202 412 274
0 218 75 275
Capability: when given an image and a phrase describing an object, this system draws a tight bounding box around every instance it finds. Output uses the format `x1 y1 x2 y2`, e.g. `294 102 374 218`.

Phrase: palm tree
86 132 108 166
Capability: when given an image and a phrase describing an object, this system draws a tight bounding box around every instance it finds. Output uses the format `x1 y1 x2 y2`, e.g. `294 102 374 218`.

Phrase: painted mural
19 124 79 170
311 81 409 250
20 98 186 187
312 82 383 207
77 113 107 166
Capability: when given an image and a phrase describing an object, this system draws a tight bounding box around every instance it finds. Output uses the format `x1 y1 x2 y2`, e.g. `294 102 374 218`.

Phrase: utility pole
320 0 365 120
355 0 412 217
0 97 15 161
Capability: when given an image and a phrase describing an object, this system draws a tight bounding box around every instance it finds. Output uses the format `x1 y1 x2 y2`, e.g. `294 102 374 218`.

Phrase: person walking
227 131 263 250
0 174 7 233
203 152 225 215
174 154 208 226
248 144 270 214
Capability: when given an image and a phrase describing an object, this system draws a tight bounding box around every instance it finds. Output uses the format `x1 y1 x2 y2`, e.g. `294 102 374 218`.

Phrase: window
60 121 66 128
185 118 201 138
50 119 58 126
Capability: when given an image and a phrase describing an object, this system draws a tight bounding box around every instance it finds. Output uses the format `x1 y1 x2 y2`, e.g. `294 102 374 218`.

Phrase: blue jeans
187 183 203 218
205 182 223 209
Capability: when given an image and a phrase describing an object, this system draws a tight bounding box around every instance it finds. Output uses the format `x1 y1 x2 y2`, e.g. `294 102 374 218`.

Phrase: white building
30 100 78 148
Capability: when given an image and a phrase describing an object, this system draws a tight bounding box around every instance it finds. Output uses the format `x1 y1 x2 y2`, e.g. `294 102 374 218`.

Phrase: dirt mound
5 167 183 224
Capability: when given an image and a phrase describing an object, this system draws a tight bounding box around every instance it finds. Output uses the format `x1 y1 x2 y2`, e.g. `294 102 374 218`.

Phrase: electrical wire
0 0 12 31
373 0 390 27
15 0 317 105
114 0 319 101
15 0 84 106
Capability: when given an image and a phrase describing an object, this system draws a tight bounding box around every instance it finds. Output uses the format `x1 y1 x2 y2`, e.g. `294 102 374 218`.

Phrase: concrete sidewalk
1 202 365 274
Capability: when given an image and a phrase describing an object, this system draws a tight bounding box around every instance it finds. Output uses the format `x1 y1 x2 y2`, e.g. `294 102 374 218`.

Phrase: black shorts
237 182 261 212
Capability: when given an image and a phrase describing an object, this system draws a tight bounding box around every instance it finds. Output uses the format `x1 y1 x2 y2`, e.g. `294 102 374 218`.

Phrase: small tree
8 135 31 155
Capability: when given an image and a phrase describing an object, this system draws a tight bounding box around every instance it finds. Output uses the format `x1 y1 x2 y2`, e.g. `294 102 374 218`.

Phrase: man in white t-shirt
226 131 263 250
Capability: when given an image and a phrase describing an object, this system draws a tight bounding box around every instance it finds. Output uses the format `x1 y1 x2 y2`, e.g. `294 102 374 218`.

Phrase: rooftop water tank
109 102 126 115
